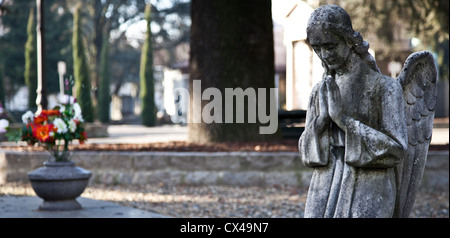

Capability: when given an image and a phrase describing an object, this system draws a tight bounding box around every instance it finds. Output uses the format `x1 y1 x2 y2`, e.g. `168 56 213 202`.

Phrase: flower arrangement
0 102 9 134
20 95 87 162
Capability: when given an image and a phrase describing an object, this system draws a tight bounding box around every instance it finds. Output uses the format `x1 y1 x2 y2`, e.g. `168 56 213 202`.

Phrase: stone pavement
87 124 188 144
83 122 449 145
0 195 168 218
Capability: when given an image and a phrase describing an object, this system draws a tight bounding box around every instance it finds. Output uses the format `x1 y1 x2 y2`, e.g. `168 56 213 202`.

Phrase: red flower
33 114 48 125
33 110 61 125
43 109 61 117
78 131 87 144
33 124 57 143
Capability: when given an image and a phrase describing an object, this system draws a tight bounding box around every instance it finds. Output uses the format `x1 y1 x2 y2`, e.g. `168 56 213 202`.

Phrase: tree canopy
0 0 190 109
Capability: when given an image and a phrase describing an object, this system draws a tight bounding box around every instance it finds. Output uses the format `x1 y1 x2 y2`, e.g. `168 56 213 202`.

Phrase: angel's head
306 5 380 74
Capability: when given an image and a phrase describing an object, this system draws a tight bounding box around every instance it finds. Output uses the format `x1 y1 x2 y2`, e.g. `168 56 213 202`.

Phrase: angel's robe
299 72 408 218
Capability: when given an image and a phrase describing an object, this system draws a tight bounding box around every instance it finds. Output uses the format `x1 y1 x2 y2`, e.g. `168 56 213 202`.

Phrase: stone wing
394 51 438 217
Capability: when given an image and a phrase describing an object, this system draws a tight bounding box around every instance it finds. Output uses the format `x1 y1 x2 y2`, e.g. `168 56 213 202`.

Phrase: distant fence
278 110 306 139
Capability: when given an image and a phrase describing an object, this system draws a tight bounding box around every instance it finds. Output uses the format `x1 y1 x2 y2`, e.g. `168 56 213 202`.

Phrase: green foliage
0 0 190 109
139 4 156 127
44 0 74 94
72 4 94 123
0 0 74 101
0 64 5 106
325 0 449 80
24 8 37 110
98 35 111 123
0 4 10 14
0 0 32 94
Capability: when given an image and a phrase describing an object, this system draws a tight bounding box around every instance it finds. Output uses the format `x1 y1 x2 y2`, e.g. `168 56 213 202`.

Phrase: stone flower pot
27 161 92 211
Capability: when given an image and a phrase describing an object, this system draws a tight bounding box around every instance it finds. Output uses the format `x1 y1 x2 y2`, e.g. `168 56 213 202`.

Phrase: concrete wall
1 150 447 191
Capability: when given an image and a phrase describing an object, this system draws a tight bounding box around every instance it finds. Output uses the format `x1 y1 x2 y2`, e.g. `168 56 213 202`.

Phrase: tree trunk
73 4 94 122
188 0 279 143
98 32 111 123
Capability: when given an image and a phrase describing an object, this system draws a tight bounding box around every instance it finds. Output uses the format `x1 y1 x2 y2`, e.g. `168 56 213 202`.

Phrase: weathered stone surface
133 154 170 170
204 156 241 171
5 152 32 170
27 161 91 211
298 4 437 218
243 153 299 171
132 170 184 185
185 171 218 185
99 153 133 170
0 150 446 189
170 156 206 171
72 152 101 169
221 171 264 186
264 172 298 186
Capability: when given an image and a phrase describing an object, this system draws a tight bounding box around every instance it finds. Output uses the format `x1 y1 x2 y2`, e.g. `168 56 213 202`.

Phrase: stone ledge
0 150 447 190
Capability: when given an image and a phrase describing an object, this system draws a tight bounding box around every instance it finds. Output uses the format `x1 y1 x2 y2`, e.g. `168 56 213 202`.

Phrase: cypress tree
24 8 37 110
72 5 94 122
139 4 156 127
98 34 110 123
0 64 5 107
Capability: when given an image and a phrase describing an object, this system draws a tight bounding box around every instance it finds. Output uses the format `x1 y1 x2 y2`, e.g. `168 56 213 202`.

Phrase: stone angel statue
298 4 437 218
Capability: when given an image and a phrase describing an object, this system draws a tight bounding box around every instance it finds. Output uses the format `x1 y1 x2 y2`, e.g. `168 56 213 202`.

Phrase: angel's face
308 28 351 71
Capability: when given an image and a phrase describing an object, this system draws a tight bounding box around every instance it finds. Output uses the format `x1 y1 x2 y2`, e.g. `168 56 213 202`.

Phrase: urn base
39 199 82 211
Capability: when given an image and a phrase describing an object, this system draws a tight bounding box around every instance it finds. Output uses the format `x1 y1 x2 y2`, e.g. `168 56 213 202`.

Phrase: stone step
0 150 448 191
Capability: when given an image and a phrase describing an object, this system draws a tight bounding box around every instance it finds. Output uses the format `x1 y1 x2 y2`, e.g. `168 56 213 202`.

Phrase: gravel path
0 182 448 218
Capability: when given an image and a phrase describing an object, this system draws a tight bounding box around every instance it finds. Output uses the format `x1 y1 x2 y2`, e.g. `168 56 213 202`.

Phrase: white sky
272 0 298 23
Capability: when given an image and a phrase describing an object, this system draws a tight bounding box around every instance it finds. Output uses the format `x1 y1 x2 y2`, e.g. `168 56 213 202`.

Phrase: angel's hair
306 4 380 74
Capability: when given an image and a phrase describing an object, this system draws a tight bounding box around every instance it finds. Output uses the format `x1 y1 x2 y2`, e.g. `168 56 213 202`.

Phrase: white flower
0 119 9 133
68 119 77 133
22 111 35 124
59 105 66 114
53 118 68 134
59 94 76 105
72 103 84 122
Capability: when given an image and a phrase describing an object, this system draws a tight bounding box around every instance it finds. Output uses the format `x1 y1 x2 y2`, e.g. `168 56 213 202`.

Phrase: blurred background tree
98 31 111 123
0 0 73 103
24 8 37 111
140 3 156 127
321 0 449 80
188 0 279 143
0 0 32 100
0 0 190 121
0 0 446 125
0 64 4 107
73 3 94 122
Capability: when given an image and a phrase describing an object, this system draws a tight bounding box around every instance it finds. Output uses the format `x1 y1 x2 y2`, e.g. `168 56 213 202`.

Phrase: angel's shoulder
375 73 403 95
